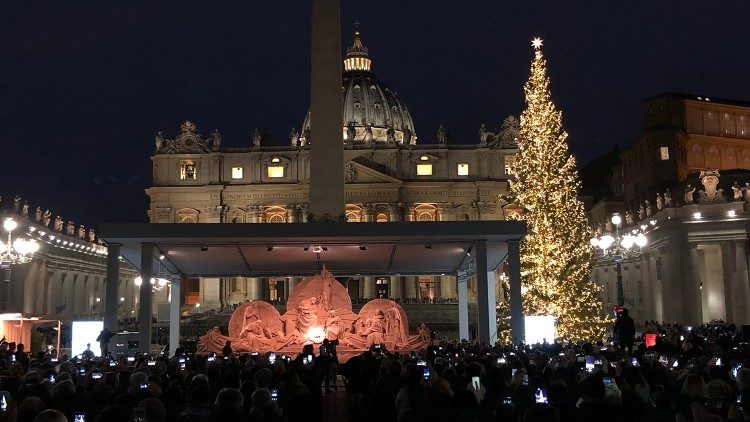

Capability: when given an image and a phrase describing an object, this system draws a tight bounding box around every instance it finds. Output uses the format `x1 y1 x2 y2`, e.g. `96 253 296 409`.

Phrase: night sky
2 1 748 227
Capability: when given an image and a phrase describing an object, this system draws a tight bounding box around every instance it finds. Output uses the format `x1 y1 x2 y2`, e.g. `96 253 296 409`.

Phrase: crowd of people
2 317 750 421
342 320 750 421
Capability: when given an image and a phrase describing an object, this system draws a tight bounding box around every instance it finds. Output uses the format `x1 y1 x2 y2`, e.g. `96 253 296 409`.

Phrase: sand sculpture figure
198 268 430 358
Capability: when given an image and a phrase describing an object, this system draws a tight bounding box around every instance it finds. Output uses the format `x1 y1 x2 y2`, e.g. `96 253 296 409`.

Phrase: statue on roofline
290 128 299 147
252 128 262 148
684 184 696 205
41 209 51 227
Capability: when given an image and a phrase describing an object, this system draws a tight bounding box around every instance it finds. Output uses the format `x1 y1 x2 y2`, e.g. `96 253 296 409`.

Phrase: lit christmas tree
510 38 610 342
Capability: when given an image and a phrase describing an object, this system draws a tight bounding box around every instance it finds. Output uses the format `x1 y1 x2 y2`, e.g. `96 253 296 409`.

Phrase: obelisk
309 0 344 220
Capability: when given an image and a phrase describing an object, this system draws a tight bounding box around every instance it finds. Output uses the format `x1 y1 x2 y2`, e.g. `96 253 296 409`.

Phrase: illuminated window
420 155 429 161
416 164 433 176
267 166 285 178
660 146 669 161
376 213 389 223
231 167 243 179
180 161 196 180
457 163 469 176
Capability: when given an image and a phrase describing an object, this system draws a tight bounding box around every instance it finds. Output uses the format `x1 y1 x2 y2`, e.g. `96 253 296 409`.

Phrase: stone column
138 244 154 353
251 206 263 223
508 240 524 344
288 277 302 297
218 277 226 309
362 276 375 298
684 244 704 323
309 0 344 218
362 204 373 222
458 275 469 340
388 203 403 222
404 276 417 298
169 277 182 356
734 240 750 324
389 276 402 298
248 278 262 300
406 205 416 222
721 242 735 322
288 206 299 223
475 240 497 345
440 275 454 299
104 243 121 332
300 204 309 223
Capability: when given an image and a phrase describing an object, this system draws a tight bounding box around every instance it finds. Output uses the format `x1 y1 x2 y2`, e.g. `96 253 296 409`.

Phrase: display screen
71 321 104 358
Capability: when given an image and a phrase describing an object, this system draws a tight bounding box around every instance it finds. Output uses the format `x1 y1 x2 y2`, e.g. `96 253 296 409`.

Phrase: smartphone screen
603 377 613 385
503 397 512 405
523 374 529 386
471 376 480 389
585 356 595 372
423 367 431 380
92 373 102 380
74 413 86 422
127 356 135 363
535 388 548 404
0 391 10 412
271 388 278 402
148 360 156 366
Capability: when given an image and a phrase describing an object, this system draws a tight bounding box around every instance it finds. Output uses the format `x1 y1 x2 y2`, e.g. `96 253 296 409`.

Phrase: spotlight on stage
307 326 326 343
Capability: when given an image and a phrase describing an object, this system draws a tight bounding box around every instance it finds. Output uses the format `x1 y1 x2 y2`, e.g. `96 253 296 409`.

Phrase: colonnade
594 239 750 325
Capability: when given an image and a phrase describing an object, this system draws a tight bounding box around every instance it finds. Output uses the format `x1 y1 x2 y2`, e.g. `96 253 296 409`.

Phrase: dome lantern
343 22 371 72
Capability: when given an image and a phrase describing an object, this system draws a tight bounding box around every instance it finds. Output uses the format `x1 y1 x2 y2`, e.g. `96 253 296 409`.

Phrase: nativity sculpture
199 268 431 358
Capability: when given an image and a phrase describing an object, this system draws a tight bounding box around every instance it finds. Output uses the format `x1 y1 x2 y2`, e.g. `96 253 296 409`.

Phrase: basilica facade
146 29 520 311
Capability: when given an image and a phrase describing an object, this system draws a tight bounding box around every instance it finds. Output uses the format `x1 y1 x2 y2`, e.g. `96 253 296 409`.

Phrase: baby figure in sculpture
365 310 387 347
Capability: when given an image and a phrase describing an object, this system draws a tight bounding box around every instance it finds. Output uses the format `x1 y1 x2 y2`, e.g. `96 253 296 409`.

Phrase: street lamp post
0 217 40 310
590 213 648 307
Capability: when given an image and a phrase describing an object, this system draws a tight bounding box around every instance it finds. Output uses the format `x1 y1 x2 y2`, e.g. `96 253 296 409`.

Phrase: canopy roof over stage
99 221 525 277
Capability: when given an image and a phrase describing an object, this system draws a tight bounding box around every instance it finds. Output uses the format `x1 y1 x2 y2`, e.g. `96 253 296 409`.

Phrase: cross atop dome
344 22 371 72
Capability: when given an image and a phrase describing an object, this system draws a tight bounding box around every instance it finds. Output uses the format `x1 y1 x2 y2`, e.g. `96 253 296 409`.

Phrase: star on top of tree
531 37 543 50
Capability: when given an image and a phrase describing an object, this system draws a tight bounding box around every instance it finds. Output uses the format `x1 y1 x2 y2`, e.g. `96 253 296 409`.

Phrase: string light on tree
509 37 610 342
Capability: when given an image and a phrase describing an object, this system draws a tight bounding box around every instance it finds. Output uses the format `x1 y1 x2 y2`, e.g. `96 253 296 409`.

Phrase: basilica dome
301 28 416 145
